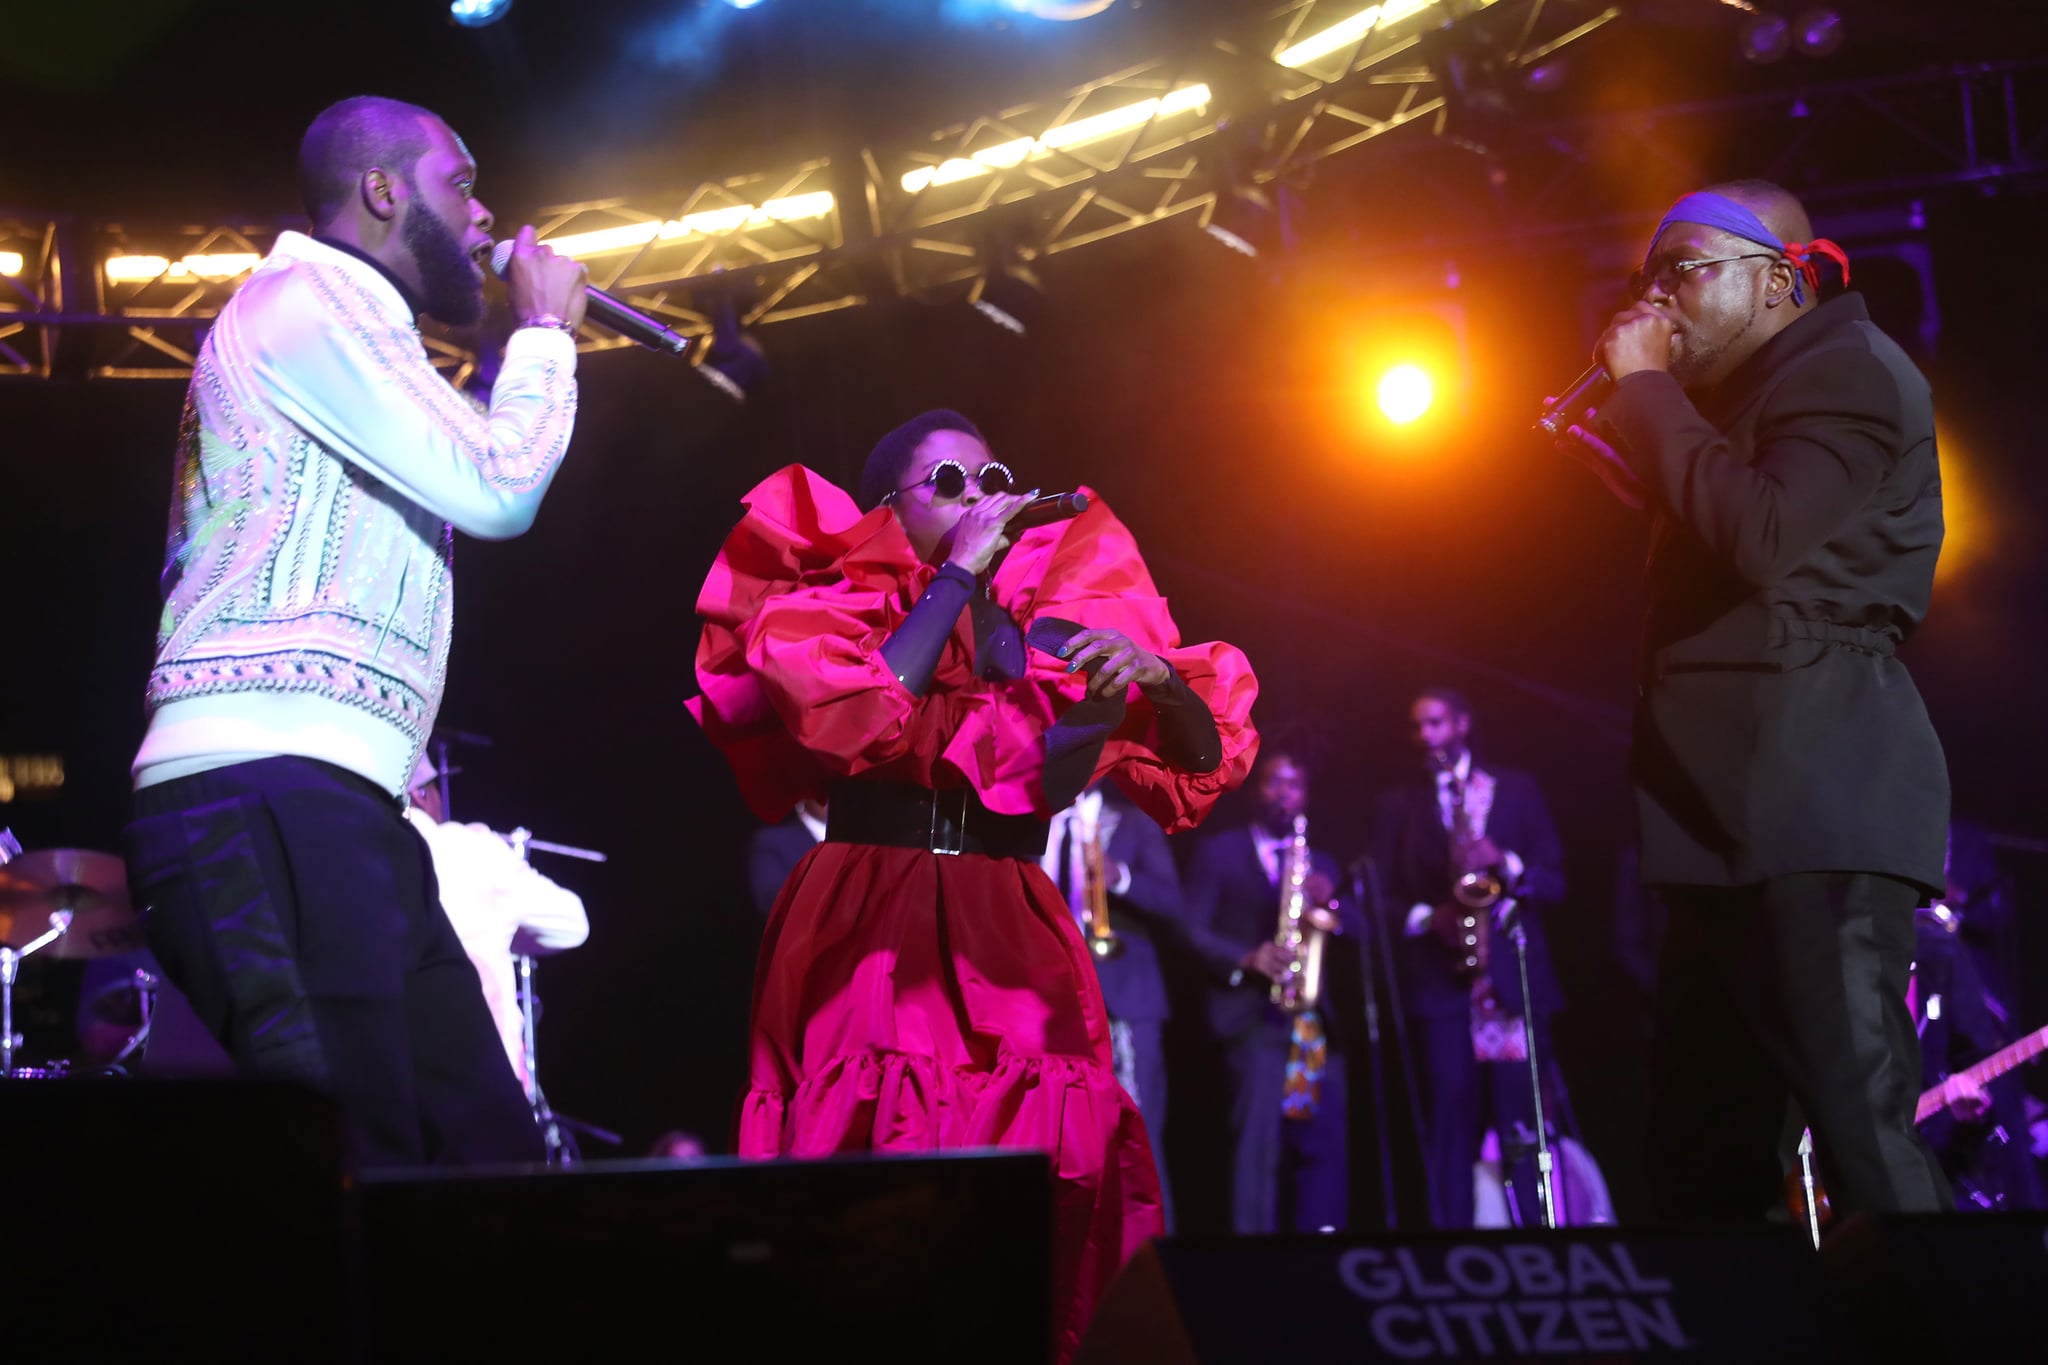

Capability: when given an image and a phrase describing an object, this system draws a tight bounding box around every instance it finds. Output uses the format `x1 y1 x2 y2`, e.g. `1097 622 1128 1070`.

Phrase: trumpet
1271 814 1326 1013
1078 802 1123 961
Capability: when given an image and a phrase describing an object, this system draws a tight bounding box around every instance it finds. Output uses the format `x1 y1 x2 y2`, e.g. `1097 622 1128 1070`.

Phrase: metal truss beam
0 0 1620 380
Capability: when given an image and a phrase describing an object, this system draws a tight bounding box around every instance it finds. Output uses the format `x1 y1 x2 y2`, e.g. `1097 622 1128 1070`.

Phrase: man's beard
1669 301 1757 387
404 204 484 326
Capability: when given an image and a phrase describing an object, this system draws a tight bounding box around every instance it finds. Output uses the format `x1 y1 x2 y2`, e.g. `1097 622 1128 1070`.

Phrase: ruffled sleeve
997 491 1260 834
686 465 936 820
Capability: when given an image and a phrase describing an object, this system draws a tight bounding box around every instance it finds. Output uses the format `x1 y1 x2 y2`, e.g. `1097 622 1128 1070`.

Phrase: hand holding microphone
491 232 692 356
501 226 589 332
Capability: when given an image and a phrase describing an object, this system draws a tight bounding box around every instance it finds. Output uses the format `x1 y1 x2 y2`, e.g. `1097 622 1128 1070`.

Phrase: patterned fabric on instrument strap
1282 1010 1326 1121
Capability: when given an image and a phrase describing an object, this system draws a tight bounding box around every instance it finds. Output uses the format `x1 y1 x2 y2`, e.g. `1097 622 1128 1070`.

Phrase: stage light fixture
1275 0 1444 69
103 252 260 283
900 84 1210 193
725 0 766 8
450 0 514 27
0 252 22 277
695 292 768 403
969 237 1044 336
543 192 836 259
1794 8 1843 57
1375 364 1434 424
1739 12 1791 63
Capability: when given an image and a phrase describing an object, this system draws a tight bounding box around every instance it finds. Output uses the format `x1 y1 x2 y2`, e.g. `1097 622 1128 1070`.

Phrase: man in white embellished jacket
120 95 589 1167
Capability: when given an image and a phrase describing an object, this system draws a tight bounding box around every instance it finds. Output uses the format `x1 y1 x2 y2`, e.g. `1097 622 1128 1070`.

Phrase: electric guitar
1787 1022 2048 1228
1913 1022 2048 1124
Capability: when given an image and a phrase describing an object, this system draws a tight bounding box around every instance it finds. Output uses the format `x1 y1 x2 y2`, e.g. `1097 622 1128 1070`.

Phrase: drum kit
0 835 157 1079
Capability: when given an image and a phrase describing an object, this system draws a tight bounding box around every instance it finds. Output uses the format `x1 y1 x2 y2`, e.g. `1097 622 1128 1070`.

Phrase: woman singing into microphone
688 410 1258 1360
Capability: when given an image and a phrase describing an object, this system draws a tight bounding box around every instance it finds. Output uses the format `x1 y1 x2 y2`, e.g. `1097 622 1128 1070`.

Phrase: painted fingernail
1068 662 1079 673
1057 647 1069 658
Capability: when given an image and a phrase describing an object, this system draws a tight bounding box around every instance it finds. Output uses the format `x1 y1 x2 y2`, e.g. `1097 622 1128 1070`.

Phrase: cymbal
0 849 144 959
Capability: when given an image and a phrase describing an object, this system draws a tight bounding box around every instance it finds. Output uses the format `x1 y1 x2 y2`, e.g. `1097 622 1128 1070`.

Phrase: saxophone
1270 814 1325 1013
1433 749 1496 976
1077 802 1123 960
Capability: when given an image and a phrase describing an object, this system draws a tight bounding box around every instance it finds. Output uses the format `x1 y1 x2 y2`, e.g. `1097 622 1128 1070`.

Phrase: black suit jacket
747 817 822 917
1070 798 1182 1024
1371 766 1566 1020
1181 823 1350 1045
1602 292 1948 891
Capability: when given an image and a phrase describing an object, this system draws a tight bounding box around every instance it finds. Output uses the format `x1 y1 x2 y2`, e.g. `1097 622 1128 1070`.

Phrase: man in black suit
1182 748 1351 1234
1373 687 1567 1229
745 799 827 917
1042 786 1184 1225
1562 179 1951 1217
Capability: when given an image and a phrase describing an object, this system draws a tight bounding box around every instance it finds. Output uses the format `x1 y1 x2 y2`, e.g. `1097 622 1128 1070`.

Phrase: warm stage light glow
900 84 1211 193
1933 423 1991 586
1275 0 1460 69
103 253 261 283
0 252 22 277
544 191 837 258
1376 364 1435 424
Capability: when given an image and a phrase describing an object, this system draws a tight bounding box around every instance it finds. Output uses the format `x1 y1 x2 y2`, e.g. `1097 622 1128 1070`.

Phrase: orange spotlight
1375 363 1435 424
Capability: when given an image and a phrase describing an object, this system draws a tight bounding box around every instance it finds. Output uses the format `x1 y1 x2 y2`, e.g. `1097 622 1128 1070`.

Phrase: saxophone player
1042 786 1185 1226
1182 746 1353 1234
1371 687 1568 1230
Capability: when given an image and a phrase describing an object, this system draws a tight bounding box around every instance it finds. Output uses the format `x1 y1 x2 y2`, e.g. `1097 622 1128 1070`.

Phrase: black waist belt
1776 616 1899 657
825 779 1049 860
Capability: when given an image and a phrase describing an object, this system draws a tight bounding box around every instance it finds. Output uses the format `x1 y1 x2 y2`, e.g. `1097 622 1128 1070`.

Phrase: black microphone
1534 363 1611 437
1008 491 1090 530
490 241 691 357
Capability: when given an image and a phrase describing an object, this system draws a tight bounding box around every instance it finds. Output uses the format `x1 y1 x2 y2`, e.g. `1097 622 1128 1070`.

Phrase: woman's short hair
859 409 986 510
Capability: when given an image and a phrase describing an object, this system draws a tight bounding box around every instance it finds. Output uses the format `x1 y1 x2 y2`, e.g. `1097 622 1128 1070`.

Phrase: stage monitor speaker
1821 1210 2048 1359
358 1148 1052 1362
1076 1226 1831 1363
0 1078 352 1363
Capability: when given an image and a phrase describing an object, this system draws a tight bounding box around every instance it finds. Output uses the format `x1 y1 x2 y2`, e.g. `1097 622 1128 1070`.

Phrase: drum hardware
503 826 616 1165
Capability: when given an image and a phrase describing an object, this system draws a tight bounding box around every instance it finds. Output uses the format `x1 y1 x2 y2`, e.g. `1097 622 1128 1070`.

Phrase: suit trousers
1112 1017 1175 1231
1416 1009 1547 1229
1224 1029 1348 1234
124 756 544 1169
1647 872 1950 1220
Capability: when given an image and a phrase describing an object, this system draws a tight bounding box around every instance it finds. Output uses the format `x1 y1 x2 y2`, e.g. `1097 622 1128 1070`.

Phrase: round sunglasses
890 459 1015 502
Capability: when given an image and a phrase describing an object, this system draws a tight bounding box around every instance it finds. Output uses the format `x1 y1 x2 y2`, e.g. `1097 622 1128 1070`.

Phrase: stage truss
0 0 1623 379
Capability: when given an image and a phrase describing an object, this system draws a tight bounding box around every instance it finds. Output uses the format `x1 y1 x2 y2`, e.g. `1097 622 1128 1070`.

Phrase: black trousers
1224 1030 1348 1234
1648 873 1951 1221
1416 1010 1547 1229
124 756 544 1169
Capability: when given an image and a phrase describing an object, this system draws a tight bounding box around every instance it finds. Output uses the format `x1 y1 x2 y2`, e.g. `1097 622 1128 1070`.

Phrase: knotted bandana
1650 191 1852 306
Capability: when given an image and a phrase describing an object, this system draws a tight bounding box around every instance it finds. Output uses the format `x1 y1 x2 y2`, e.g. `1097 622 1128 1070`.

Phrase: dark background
4 0 2044 1228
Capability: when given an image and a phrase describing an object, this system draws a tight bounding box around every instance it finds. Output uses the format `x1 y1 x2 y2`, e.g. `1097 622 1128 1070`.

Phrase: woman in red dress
688 410 1258 1360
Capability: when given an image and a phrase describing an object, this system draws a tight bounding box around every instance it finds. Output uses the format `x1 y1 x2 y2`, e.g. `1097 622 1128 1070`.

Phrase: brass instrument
1077 802 1123 961
1432 749 1497 975
1270 814 1325 1013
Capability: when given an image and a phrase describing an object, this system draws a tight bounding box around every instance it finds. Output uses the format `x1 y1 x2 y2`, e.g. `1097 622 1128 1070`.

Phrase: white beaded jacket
138 232 578 794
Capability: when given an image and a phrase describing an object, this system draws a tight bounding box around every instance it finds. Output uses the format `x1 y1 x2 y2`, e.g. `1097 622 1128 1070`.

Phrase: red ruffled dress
688 466 1259 1360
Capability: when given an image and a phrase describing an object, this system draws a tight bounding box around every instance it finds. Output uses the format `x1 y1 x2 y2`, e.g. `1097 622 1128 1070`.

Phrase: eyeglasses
890 459 1014 502
1628 252 1777 301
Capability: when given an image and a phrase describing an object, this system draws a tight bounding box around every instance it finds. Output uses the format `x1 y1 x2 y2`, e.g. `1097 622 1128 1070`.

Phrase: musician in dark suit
1563 179 1951 1217
746 799 827 917
1041 787 1183 1225
1181 748 1352 1234
1372 687 1567 1229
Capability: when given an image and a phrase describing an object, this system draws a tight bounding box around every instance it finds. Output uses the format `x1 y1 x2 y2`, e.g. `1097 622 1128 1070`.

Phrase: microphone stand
1360 855 1433 1226
1350 856 1400 1229
1495 894 1558 1230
